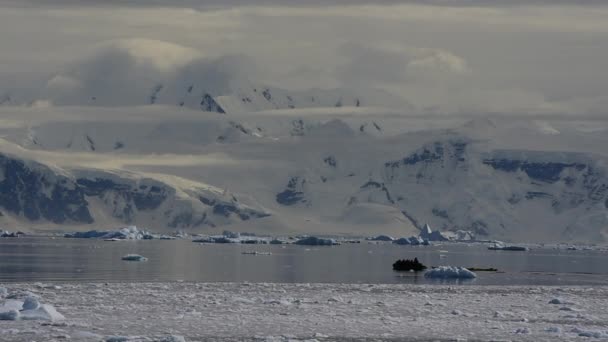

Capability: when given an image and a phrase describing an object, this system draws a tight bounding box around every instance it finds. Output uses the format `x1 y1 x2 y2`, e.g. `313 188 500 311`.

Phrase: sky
1 0 608 115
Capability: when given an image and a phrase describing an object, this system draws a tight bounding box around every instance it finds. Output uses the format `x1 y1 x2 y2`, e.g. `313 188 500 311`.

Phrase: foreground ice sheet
1 282 608 341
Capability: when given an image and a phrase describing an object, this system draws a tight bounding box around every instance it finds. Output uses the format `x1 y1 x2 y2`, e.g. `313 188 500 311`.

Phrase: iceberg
0 292 64 321
294 236 339 246
393 236 430 245
488 242 529 251
370 235 395 242
424 266 477 279
65 226 154 240
419 224 448 242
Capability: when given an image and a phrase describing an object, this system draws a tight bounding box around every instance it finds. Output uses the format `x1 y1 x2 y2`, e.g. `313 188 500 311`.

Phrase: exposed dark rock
525 192 553 200
432 208 449 219
361 180 382 189
483 159 586 183
276 177 307 206
85 135 96 151
323 156 337 168
212 202 270 220
200 93 225 113
290 119 305 136
149 84 163 104
0 154 93 224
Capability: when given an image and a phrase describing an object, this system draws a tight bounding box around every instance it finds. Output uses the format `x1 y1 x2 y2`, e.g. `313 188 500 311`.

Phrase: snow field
1 282 608 341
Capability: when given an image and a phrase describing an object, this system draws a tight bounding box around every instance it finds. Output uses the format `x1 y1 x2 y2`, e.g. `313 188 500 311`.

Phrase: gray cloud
5 0 608 8
1 2 608 116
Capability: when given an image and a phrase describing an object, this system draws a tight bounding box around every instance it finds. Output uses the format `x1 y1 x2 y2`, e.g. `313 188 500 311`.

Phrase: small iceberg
294 236 339 246
0 294 64 321
121 254 148 262
393 236 430 246
424 266 477 279
370 235 394 242
65 226 154 240
242 251 272 256
488 242 529 251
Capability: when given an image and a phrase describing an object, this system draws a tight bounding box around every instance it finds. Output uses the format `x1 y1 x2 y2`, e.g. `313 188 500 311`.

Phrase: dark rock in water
393 258 427 272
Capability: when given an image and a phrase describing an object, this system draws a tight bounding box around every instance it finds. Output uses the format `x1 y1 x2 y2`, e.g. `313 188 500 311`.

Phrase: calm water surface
1 237 607 285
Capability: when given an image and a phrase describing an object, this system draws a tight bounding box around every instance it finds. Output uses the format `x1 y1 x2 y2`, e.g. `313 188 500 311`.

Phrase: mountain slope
1 106 608 242
0 151 269 232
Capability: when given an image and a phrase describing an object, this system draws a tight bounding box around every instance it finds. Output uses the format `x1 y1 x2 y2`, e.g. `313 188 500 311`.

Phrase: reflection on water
0 237 607 285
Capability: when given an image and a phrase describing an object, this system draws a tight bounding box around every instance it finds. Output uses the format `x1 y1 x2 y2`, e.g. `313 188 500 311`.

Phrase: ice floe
0 291 64 321
64 225 153 240
424 266 477 279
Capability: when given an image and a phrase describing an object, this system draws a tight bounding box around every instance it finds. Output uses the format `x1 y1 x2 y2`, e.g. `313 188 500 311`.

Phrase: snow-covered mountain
0 103 607 242
0 151 269 232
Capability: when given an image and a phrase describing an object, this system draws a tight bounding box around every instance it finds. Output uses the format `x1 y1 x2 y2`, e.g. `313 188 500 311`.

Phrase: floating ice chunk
22 296 40 310
0 309 19 321
21 304 65 321
0 287 7 297
65 225 153 240
121 254 148 261
370 235 394 242
424 266 477 279
0 299 23 311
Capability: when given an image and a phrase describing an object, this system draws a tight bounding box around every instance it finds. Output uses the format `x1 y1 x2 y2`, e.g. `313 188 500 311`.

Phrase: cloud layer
1 2 608 115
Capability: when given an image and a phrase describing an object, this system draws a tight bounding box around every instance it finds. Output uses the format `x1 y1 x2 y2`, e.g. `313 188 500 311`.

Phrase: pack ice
0 289 64 321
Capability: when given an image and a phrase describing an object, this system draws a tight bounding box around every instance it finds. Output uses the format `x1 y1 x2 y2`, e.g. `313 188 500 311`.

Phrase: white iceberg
393 236 430 245
488 242 529 251
424 266 477 279
65 225 153 240
419 224 448 242
0 293 64 321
